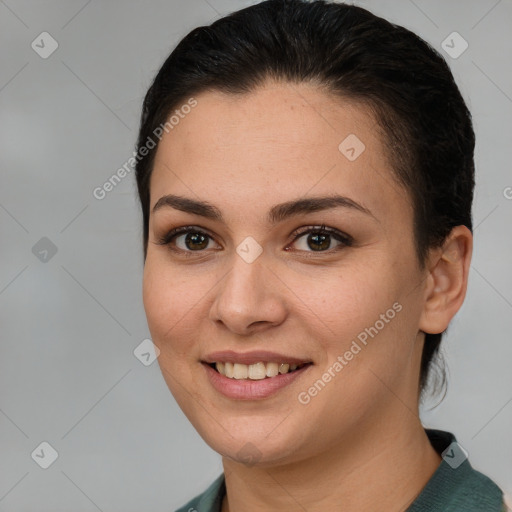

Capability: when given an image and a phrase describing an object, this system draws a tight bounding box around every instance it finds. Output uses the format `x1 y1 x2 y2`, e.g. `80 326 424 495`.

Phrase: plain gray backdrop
1 0 511 510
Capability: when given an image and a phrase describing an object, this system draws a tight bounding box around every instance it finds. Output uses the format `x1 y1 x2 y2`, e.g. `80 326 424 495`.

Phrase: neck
221 415 441 512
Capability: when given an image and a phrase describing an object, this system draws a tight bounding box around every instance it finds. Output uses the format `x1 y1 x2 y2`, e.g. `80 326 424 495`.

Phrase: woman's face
143 81 429 465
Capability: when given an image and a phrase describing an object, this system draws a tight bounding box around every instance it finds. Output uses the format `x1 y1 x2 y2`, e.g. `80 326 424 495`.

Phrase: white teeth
224 362 234 378
248 362 267 380
266 362 279 377
213 361 307 379
279 363 290 374
233 363 248 379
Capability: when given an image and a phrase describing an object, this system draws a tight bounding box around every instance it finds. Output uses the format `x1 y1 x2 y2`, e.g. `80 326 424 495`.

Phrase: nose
209 253 288 336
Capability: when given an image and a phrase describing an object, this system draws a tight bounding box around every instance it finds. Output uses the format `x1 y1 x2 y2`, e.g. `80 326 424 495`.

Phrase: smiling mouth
207 361 311 380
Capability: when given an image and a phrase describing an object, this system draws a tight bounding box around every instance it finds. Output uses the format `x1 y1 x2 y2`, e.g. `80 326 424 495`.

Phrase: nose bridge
209 248 286 334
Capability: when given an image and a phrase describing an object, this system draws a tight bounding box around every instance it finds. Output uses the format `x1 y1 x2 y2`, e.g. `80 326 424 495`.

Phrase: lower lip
202 363 312 400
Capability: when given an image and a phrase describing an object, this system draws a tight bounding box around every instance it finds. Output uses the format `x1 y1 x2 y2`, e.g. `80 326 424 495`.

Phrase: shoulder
407 429 506 512
449 464 506 511
174 474 225 512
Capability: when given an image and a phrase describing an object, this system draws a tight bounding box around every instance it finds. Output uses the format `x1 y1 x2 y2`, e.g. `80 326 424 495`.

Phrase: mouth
202 360 313 400
201 350 313 399
206 361 312 380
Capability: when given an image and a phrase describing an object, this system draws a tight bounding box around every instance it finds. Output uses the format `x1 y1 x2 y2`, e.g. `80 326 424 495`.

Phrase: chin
188 412 313 467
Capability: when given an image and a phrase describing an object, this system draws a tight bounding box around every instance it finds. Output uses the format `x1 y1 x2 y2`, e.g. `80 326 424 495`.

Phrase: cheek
306 261 412 380
142 259 166 334
142 255 222 372
312 264 396 333
142 259 203 405
142 257 195 348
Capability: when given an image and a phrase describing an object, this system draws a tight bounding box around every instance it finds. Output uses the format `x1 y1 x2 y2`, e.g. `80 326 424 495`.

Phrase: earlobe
419 226 473 334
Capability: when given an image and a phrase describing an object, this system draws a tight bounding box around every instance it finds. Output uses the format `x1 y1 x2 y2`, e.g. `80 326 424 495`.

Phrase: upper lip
202 350 312 365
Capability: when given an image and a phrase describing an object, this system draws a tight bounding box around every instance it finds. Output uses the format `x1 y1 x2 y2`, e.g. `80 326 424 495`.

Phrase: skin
142 80 473 512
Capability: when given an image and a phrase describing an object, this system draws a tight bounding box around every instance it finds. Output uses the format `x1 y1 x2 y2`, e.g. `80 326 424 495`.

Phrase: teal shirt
175 429 506 512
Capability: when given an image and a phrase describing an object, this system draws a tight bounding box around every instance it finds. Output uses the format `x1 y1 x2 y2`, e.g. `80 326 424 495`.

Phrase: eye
156 226 218 255
287 224 353 253
155 224 353 256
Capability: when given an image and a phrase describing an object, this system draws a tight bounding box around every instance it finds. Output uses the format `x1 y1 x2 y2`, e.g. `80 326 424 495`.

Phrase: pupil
309 233 330 251
186 232 208 250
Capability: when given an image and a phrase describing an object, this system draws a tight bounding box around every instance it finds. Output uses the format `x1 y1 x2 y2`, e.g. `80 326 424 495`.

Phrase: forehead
150 81 408 224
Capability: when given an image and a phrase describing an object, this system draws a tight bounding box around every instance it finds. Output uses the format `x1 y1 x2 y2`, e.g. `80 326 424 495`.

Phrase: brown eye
179 231 210 251
157 224 352 257
157 226 218 254
289 225 353 253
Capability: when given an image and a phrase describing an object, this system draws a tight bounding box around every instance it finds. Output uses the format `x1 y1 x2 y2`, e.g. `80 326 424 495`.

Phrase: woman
134 1 507 510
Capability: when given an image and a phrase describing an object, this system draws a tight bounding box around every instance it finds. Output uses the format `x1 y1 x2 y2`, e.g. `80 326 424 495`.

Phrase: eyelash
156 224 353 258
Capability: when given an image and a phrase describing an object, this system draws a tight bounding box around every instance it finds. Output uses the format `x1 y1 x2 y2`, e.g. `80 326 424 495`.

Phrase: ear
419 225 473 334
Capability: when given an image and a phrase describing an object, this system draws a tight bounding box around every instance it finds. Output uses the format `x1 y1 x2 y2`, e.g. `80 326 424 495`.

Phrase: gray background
1 0 511 510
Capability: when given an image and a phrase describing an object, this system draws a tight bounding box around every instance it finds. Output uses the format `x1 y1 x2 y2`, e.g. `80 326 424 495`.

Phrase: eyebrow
151 194 375 224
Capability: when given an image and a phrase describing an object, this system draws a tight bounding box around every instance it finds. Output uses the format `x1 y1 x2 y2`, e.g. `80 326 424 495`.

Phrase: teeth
213 361 306 379
248 362 266 380
224 362 234 378
233 363 248 379
266 362 279 377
